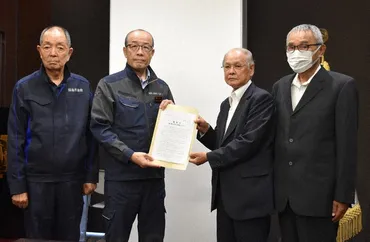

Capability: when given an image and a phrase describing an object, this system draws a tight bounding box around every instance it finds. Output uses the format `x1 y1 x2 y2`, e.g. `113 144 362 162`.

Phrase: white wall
110 1 242 241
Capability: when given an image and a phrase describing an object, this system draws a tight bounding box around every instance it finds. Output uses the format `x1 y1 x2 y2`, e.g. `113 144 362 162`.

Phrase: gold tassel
337 204 362 242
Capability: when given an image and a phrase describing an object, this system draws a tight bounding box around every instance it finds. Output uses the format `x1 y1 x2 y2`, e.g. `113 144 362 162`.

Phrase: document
149 104 198 170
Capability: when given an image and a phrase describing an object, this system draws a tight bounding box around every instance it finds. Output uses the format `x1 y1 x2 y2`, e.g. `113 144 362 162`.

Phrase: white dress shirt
225 80 252 133
291 65 321 110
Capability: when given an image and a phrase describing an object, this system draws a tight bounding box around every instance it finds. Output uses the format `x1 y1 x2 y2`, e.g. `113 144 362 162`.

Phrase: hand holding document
149 104 198 170
189 152 208 166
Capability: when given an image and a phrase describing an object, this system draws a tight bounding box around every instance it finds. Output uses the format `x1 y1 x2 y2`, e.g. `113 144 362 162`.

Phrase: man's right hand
195 116 209 134
12 192 28 209
130 152 161 168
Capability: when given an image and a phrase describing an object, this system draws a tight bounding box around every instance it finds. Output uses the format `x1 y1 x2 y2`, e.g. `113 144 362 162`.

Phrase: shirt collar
292 65 321 88
139 68 151 82
229 80 252 106
140 69 151 89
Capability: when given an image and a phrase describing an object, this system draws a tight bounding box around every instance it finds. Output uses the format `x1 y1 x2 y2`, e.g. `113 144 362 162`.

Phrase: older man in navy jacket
7 26 98 241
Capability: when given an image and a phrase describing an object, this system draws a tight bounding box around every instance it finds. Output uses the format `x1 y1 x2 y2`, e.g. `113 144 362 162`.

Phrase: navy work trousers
103 179 166 242
24 181 83 241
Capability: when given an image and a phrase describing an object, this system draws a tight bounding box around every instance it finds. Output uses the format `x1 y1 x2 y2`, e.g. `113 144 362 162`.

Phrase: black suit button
288 161 293 166
289 138 294 143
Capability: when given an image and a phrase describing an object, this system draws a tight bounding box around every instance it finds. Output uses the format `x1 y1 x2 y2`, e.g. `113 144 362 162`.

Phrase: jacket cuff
123 148 135 163
9 180 27 195
85 171 99 184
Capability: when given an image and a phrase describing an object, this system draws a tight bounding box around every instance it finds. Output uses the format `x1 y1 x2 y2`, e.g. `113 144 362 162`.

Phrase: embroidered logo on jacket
68 88 83 92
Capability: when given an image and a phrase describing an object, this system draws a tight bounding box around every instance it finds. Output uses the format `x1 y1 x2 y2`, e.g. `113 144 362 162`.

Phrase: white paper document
149 104 198 170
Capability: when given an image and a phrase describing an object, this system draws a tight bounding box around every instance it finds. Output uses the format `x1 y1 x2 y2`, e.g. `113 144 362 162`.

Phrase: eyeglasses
222 64 248 71
126 44 153 53
286 43 322 53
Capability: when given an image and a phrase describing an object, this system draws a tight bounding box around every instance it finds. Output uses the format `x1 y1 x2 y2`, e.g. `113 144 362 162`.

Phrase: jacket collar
40 64 71 85
221 83 255 144
283 67 327 116
125 63 158 85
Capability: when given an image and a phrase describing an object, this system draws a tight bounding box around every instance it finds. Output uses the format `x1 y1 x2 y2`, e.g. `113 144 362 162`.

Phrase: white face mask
286 47 321 73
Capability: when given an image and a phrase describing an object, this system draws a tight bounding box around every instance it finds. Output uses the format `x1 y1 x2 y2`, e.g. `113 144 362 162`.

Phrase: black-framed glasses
286 43 322 53
126 44 153 53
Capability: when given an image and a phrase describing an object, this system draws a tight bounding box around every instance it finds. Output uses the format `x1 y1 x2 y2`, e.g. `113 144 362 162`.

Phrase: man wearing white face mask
272 24 358 242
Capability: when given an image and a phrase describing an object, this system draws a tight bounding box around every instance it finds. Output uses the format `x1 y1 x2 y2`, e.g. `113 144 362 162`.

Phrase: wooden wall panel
0 0 17 107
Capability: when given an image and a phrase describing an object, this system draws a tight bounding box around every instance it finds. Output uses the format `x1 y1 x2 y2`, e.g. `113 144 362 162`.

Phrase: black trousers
216 193 270 242
279 203 339 242
24 181 83 241
103 179 166 242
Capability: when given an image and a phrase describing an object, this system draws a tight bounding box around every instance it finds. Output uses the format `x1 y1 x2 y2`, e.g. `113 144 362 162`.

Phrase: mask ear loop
310 45 322 66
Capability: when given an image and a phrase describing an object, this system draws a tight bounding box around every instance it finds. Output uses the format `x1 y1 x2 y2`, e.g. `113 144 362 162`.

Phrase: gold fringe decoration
337 204 362 242
320 28 331 71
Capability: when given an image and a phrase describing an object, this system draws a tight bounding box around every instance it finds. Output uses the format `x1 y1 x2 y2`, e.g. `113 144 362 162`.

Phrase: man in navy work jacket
7 26 98 241
90 29 174 242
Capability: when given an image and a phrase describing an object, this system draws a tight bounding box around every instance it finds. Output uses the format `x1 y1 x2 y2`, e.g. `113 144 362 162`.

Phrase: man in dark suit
272 24 358 242
189 48 275 242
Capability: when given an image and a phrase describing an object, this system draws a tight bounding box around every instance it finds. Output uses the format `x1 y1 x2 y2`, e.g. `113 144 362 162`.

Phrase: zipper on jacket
143 89 151 142
143 78 158 142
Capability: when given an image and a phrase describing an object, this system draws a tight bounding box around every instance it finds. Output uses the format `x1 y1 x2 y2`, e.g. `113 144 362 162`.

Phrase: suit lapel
292 68 325 115
221 83 254 145
217 100 229 147
283 76 294 116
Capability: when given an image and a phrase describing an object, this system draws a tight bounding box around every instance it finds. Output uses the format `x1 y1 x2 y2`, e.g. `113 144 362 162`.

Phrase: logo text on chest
68 88 84 93
148 92 162 95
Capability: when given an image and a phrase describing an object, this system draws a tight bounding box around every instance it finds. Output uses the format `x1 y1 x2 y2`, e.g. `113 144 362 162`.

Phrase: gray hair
223 48 255 67
125 29 155 47
39 26 72 47
286 24 323 45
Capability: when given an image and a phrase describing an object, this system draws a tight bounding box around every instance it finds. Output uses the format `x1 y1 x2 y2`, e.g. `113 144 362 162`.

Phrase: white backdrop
110 0 242 241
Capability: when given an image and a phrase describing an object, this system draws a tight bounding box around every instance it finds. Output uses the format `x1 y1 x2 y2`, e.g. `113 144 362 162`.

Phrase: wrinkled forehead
224 50 247 64
127 31 153 45
287 30 316 44
41 28 69 45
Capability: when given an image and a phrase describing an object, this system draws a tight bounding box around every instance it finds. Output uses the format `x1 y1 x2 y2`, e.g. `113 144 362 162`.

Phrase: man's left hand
189 152 208 166
83 183 97 195
159 99 174 110
332 200 349 222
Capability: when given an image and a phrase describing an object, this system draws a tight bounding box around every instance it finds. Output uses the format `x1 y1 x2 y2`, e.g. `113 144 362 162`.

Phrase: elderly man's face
123 31 154 72
37 28 73 72
223 50 254 90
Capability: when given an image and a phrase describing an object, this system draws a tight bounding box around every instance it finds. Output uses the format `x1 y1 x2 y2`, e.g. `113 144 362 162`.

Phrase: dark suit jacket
199 83 275 220
272 68 358 217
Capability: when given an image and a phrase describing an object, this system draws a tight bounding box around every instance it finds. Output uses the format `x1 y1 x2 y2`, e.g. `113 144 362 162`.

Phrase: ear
318 44 327 57
68 47 74 56
151 48 155 57
123 46 128 58
66 47 73 61
37 45 42 58
249 64 255 77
